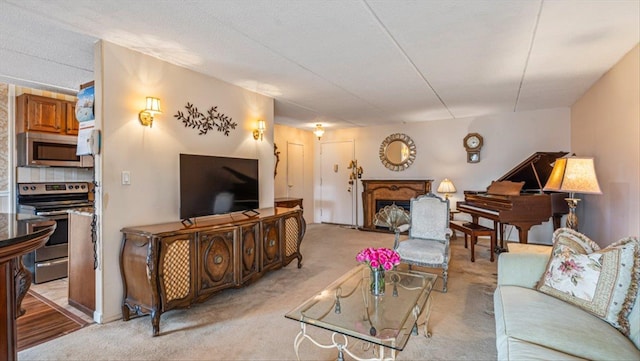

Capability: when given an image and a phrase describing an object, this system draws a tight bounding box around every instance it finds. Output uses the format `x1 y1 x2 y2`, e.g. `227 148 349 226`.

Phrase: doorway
319 140 354 225
287 142 304 199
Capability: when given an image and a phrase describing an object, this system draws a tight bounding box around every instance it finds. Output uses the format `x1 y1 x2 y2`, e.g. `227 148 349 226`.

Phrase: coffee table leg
413 293 434 338
294 322 397 361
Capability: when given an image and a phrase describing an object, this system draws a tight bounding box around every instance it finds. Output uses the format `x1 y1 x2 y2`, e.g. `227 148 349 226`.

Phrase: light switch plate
122 171 131 185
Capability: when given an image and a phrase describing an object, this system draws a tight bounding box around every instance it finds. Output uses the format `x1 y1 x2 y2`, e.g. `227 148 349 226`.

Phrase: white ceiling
1 0 638 131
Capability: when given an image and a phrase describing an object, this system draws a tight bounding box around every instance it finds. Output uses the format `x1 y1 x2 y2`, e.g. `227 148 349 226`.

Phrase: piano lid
497 151 569 192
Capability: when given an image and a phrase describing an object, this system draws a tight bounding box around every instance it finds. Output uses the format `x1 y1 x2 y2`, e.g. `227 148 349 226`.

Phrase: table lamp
543 157 602 231
437 178 456 200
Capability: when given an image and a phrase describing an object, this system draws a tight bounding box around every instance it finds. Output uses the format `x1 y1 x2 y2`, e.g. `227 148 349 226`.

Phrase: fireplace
374 200 410 230
361 179 433 232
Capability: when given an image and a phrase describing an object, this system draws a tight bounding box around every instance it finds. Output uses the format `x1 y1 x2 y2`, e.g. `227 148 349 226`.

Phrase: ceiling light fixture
313 124 325 140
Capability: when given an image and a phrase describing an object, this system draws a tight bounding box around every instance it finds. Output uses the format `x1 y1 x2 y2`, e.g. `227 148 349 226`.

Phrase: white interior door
286 142 304 198
320 140 354 225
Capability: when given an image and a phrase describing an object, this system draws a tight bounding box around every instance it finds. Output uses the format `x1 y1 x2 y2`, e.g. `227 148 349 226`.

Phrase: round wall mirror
379 133 416 171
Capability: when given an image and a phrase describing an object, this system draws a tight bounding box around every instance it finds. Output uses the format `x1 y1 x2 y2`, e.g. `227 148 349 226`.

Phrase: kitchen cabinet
120 207 305 336
67 209 95 316
16 93 79 135
65 102 79 135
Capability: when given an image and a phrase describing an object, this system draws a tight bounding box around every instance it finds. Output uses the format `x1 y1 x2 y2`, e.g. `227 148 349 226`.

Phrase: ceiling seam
362 0 455 120
514 0 544 112
0 47 93 73
196 9 386 127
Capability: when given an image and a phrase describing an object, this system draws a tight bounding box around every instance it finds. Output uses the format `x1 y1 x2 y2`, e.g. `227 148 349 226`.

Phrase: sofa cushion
537 229 639 336
495 285 640 360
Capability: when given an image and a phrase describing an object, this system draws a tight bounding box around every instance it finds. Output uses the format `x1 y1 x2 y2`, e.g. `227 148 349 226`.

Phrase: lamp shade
145 97 162 114
437 178 457 194
543 157 602 194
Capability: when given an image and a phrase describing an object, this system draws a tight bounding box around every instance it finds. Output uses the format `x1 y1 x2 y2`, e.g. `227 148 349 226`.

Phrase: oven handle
36 258 68 267
35 210 69 219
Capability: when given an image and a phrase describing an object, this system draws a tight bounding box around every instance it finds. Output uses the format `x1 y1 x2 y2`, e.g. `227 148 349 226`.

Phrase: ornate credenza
120 207 305 336
361 179 433 231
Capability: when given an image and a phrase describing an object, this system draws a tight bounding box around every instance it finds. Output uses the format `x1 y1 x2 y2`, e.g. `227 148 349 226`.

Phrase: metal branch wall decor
174 102 238 136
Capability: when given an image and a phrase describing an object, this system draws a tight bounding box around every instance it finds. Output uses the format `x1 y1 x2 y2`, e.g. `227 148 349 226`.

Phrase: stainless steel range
18 182 93 283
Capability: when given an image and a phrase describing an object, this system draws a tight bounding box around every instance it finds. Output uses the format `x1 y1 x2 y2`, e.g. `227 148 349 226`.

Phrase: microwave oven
17 132 94 168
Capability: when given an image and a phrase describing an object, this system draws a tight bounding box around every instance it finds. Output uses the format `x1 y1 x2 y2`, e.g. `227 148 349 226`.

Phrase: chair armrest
497 244 552 289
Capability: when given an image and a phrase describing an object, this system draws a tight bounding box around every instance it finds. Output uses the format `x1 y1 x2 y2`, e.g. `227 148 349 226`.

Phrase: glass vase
370 268 385 296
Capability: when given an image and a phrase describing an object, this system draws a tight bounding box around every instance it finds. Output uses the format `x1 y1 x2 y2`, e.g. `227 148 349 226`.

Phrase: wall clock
463 133 483 163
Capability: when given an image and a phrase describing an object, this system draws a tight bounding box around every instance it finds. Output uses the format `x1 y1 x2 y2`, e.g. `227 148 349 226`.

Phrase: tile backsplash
17 166 94 183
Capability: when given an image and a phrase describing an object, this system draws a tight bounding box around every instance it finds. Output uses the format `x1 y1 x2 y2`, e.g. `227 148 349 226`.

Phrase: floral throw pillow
538 229 640 336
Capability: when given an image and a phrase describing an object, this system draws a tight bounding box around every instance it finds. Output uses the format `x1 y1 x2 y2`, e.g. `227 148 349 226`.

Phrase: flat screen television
179 154 259 220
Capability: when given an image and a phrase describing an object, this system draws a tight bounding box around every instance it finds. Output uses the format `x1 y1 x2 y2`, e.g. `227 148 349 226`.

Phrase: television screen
180 154 259 220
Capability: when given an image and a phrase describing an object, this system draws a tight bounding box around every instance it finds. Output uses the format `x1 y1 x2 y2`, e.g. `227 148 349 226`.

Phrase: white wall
571 44 639 245
95 41 274 322
273 124 315 224
309 107 571 244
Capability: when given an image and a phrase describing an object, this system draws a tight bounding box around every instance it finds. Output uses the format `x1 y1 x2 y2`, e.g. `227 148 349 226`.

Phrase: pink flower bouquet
356 247 401 271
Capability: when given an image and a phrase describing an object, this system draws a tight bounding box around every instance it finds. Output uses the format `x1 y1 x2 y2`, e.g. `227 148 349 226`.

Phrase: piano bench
449 221 496 262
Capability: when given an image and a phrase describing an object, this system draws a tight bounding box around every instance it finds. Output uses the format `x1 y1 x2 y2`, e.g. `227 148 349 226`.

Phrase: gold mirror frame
379 133 417 171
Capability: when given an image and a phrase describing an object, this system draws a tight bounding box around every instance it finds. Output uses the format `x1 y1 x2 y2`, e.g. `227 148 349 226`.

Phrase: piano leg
496 222 507 253
514 222 539 244
552 214 563 230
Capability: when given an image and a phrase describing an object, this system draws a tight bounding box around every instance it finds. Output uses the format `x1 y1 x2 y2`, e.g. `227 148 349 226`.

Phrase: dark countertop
0 213 55 247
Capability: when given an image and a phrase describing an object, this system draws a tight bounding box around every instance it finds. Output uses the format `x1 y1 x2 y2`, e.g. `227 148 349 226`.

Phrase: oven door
28 212 69 262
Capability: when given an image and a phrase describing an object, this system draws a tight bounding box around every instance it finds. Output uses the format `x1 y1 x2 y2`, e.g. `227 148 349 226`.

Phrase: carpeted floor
18 223 498 360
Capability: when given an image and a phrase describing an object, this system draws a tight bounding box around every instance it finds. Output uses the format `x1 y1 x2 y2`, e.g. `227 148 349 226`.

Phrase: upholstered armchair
394 193 451 292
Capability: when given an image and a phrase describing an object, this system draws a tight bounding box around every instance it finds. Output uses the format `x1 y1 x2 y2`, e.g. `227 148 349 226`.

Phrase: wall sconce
437 178 457 200
543 156 602 231
253 120 266 141
139 97 161 127
313 123 325 140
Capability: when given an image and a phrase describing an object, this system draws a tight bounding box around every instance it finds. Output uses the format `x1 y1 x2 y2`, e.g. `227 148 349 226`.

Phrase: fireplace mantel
361 179 433 232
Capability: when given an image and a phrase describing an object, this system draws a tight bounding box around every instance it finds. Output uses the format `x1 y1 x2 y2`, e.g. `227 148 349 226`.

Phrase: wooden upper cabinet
16 93 78 135
65 101 79 135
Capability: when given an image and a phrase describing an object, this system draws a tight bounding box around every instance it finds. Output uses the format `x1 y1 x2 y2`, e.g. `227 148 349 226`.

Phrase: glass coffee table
285 265 437 361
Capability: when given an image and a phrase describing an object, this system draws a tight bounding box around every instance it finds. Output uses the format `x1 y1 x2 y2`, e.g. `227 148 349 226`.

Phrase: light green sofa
494 244 640 360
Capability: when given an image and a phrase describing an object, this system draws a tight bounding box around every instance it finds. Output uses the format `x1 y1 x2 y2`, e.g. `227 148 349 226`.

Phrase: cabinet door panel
282 211 305 268
198 229 235 294
25 95 64 133
158 234 195 311
65 101 79 135
262 218 282 270
239 222 259 282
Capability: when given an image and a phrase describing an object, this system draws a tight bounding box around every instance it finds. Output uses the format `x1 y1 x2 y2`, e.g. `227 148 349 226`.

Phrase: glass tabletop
285 264 436 351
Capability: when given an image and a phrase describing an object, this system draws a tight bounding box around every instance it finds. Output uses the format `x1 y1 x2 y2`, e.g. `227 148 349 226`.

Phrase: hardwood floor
29 278 94 323
16 290 89 351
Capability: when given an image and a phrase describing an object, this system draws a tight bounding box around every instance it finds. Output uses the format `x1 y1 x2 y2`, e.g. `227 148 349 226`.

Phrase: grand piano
457 151 570 249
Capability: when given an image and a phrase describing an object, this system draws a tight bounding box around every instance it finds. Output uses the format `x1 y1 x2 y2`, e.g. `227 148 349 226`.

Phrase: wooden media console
120 207 305 336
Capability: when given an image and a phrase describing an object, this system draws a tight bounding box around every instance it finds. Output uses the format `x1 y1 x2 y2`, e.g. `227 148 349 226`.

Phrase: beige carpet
18 223 498 360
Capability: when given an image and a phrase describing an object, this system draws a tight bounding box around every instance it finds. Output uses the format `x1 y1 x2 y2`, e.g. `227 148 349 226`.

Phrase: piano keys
457 151 570 248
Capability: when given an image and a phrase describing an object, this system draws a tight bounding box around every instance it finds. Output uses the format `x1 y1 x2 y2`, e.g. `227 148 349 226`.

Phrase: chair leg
464 234 468 248
442 268 448 293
